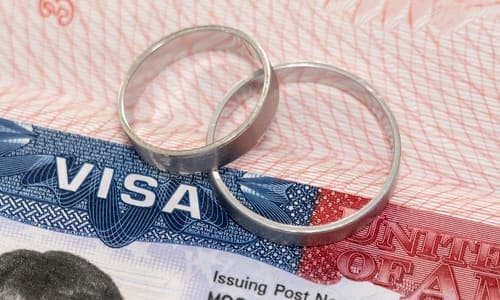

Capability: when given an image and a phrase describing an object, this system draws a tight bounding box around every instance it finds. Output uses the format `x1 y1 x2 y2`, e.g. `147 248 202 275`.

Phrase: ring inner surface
123 29 265 153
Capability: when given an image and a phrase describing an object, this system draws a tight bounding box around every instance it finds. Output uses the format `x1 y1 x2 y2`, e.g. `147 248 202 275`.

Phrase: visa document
0 1 498 299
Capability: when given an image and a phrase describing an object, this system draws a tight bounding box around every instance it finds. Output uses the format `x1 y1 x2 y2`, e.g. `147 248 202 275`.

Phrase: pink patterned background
0 1 498 229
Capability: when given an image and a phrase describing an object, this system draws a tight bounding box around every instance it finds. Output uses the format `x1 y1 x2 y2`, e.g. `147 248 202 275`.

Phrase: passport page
0 1 498 299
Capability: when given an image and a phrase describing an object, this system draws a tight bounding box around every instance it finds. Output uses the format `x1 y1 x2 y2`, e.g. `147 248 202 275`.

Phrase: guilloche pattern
0 1 497 228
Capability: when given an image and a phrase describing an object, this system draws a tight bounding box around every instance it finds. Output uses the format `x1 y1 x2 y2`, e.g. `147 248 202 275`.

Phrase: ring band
208 62 401 246
118 25 279 174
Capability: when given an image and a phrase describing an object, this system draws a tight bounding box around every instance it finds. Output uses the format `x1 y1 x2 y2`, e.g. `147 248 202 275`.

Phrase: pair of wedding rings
118 26 401 246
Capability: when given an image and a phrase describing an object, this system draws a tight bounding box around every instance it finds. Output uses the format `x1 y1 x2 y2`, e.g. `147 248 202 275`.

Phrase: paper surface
0 1 498 299
0 119 402 299
1 119 498 299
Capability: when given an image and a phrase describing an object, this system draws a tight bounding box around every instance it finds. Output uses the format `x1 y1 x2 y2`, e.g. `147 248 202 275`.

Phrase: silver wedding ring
119 26 401 246
118 25 279 174
208 62 401 246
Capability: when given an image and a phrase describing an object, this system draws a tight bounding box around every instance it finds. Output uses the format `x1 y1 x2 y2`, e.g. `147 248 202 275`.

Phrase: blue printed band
0 118 319 272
